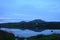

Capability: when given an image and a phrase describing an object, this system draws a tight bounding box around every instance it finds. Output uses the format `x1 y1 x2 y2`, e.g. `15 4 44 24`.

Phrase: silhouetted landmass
0 19 60 31
0 19 60 40
28 34 60 40
0 30 15 40
28 19 45 23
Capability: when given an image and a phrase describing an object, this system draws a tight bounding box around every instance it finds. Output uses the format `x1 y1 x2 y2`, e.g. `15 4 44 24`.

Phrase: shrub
0 30 15 40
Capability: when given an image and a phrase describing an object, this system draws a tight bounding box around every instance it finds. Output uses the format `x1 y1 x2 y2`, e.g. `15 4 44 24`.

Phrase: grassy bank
27 34 60 40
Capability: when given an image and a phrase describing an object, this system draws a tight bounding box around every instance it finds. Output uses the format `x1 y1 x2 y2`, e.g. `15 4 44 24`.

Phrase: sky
0 0 60 23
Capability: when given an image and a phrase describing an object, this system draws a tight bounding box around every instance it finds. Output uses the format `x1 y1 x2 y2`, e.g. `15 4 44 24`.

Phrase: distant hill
28 19 46 23
0 19 60 32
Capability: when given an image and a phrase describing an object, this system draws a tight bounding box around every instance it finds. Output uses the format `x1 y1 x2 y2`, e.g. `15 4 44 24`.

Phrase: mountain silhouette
28 19 46 23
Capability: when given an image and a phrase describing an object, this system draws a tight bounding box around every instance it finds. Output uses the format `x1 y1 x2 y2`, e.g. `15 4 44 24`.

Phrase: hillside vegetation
0 19 60 30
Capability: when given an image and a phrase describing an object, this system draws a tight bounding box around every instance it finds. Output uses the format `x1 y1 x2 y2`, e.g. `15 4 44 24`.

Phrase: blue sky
0 0 60 23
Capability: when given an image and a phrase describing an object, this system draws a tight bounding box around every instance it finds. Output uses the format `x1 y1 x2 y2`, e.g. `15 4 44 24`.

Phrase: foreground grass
0 30 15 40
27 34 60 40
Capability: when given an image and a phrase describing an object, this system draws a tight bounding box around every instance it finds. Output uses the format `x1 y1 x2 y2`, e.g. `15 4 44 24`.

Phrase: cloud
0 0 60 23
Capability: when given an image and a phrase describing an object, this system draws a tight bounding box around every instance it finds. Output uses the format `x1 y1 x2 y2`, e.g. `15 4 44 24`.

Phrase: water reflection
0 28 60 38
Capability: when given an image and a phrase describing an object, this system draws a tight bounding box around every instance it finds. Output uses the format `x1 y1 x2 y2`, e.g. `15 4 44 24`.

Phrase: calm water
0 28 60 38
